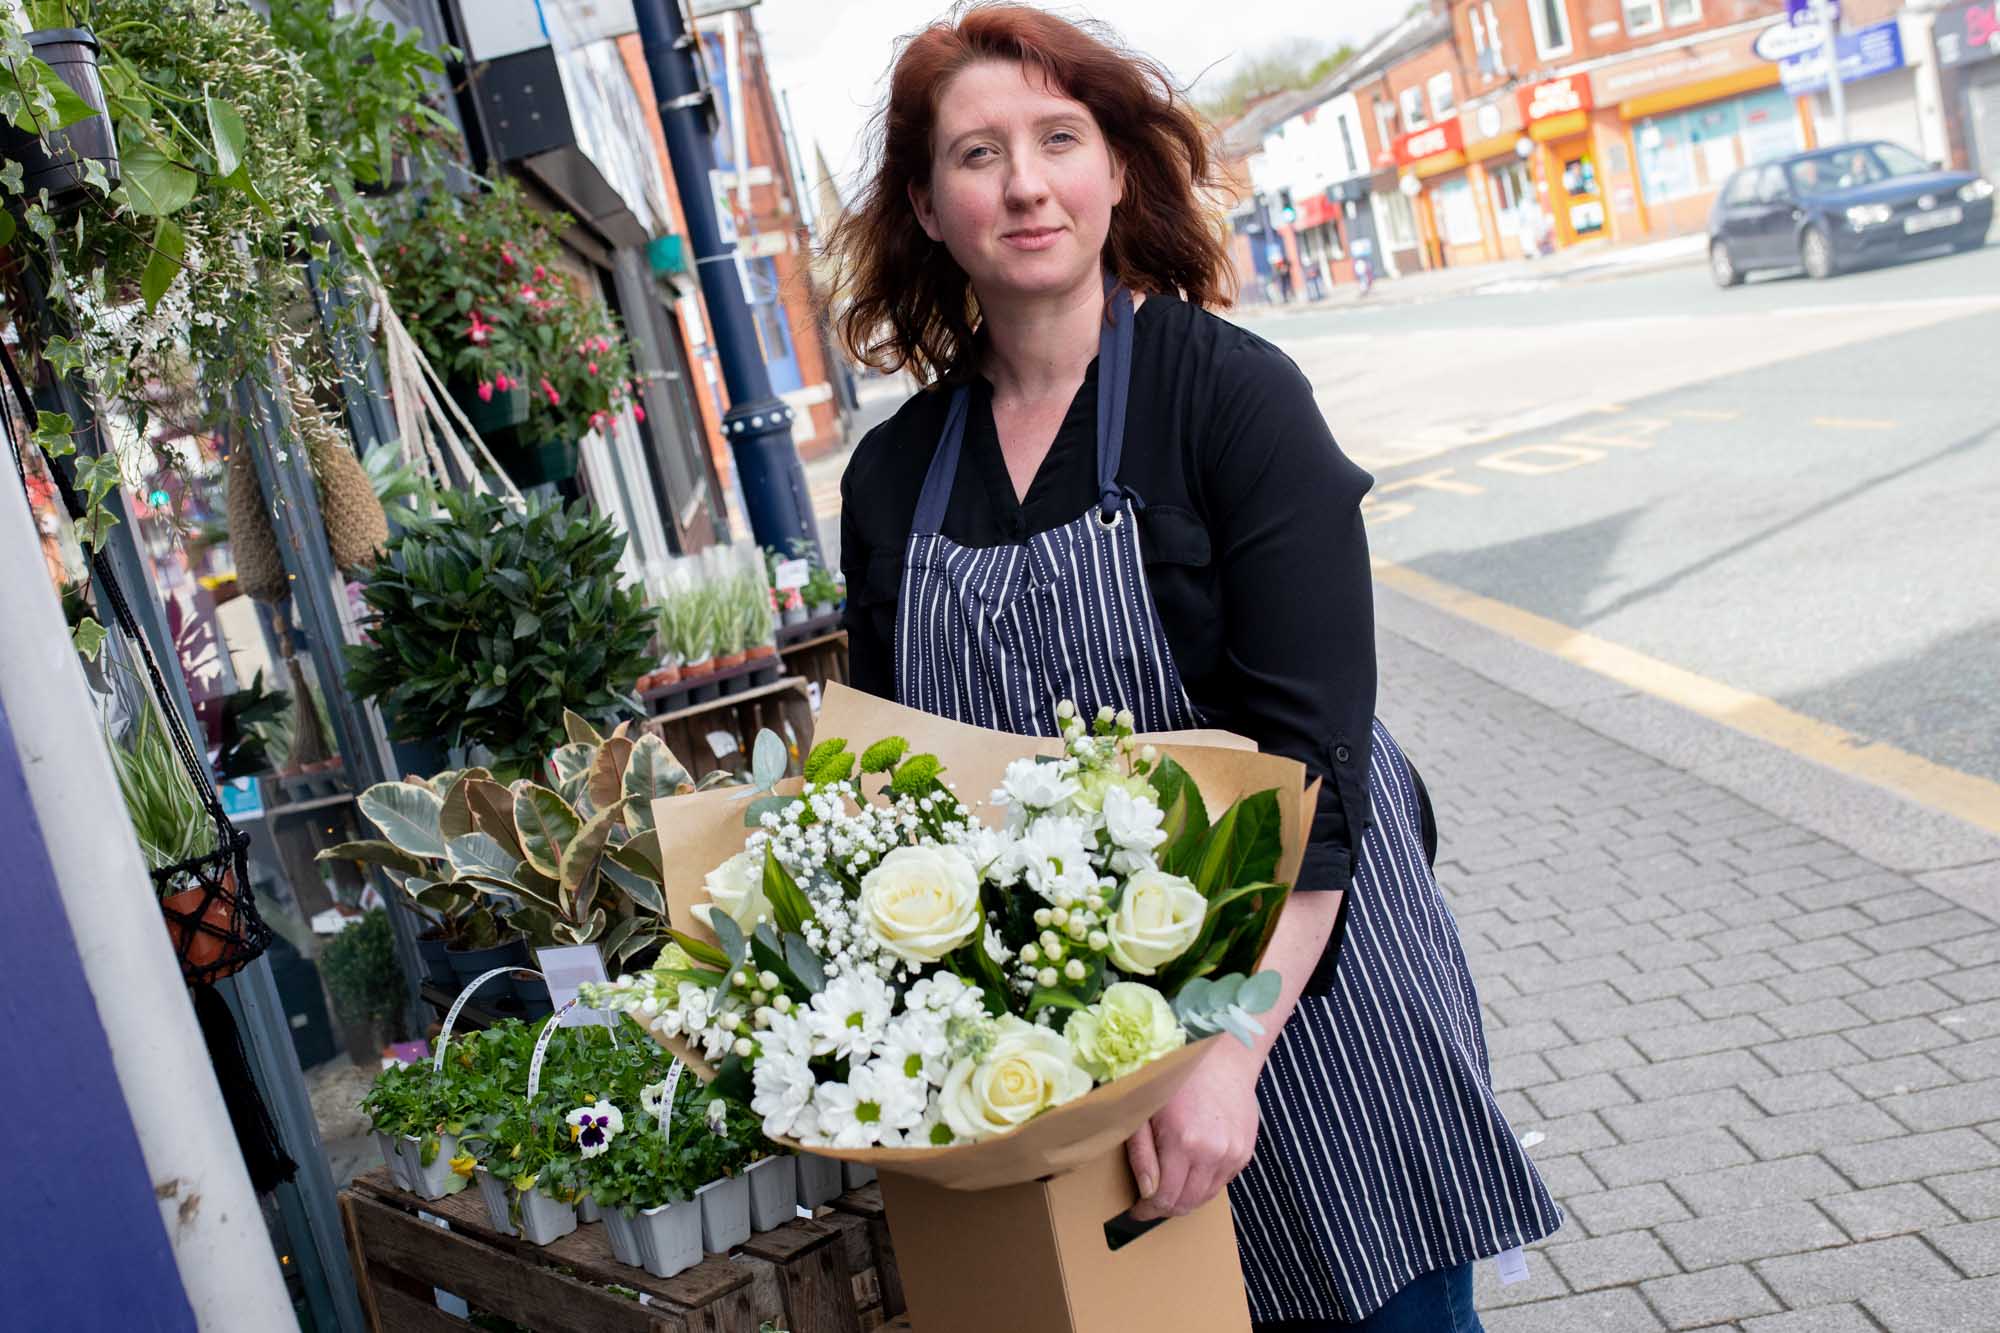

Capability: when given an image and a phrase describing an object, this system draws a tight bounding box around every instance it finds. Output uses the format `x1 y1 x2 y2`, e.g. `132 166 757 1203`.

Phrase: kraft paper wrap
643 682 1318 1191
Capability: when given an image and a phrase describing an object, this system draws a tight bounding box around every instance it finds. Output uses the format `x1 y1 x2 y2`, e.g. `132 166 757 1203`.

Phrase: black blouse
838 293 1378 895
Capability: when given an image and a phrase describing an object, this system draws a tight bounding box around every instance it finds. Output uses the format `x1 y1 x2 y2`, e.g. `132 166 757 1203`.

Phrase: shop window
1429 73 1457 121
1470 8 1493 79
1376 99 1400 157
1636 112 1699 202
1665 0 1701 25
1401 86 1428 131
1739 87 1807 164
1624 0 1662 35
1530 0 1574 58
1437 178 1484 246
1336 114 1362 179
1484 2 1505 72
1380 190 1419 248
1489 160 1535 230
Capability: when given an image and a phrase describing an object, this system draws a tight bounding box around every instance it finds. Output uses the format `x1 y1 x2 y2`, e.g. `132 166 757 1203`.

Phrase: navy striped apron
893 284 1560 1325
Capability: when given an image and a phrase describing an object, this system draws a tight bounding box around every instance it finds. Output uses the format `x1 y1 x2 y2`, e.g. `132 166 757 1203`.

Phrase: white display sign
535 944 614 1028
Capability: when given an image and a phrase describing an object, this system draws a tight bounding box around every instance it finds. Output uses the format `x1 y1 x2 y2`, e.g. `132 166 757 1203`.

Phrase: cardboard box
879 1147 1251 1333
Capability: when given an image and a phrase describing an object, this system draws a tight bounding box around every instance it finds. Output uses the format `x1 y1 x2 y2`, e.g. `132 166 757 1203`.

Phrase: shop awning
1412 150 1469 180
1618 63 1781 121
1526 109 1591 142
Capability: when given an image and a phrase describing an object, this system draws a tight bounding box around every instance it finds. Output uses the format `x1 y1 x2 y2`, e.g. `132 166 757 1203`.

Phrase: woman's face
912 59 1123 303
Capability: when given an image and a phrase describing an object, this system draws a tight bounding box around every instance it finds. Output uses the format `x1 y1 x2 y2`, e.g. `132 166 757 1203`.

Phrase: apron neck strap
911 270 1136 536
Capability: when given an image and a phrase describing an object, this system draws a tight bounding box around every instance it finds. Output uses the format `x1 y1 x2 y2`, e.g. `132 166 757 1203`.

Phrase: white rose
859 845 982 963
694 848 770 934
1106 868 1207 975
939 1017 1093 1140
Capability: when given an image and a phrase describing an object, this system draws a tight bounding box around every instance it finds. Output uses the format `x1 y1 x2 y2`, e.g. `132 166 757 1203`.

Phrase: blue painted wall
0 694 195 1328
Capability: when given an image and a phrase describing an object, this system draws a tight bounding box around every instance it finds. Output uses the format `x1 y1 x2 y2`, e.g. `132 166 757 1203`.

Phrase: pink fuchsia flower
494 373 512 392
500 249 516 268
587 362 599 376
540 377 560 406
456 231 467 243
465 311 491 345
477 380 494 402
590 411 609 431
632 403 645 422
519 286 539 303
533 264 546 280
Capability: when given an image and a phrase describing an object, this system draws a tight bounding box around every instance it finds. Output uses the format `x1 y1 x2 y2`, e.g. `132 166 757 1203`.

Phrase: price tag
773 558 810 590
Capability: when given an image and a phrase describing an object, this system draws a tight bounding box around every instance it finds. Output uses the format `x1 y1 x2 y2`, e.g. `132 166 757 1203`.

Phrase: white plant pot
746 1156 799 1232
797 1152 843 1209
843 1162 877 1190
398 1133 462 1200
603 1204 647 1267
515 1185 579 1247
375 1132 414 1191
695 1173 750 1252
634 1201 704 1278
577 1194 602 1225
475 1168 517 1236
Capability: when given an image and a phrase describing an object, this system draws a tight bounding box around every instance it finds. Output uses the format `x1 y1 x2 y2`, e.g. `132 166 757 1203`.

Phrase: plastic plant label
773 558 810 590
536 944 614 1028
1495 1248 1530 1285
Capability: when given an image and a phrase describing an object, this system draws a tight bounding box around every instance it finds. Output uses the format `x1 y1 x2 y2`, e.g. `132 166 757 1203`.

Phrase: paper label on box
773 558 810 590
1495 1247 1530 1285
535 944 613 1028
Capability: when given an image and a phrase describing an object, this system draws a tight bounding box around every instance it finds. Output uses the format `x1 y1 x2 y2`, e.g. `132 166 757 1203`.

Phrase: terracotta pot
682 656 714 679
715 651 746 670
160 867 245 979
746 642 776 661
636 671 659 693
655 664 683 686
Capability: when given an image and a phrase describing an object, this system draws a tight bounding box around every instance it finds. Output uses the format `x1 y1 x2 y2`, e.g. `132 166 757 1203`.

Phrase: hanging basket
154 824 270 987
0 29 121 214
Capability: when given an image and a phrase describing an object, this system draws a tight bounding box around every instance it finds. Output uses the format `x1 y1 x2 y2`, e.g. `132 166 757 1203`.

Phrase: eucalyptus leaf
709 909 747 971
358 781 448 858
742 793 795 828
1236 970 1283 1014
782 932 828 994
750 729 787 790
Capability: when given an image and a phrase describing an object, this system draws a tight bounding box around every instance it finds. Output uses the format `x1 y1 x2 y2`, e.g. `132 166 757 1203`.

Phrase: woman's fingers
1131 1122 1196 1221
1126 1121 1160 1203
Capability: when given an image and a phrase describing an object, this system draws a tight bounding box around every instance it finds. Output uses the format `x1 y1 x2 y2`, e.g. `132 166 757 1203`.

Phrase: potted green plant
359 1053 486 1200
0 15 119 212
344 489 656 780
320 908 409 1065
802 564 843 622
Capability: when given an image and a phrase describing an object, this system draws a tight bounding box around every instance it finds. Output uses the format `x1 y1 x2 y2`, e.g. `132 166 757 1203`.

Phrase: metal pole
633 0 822 556
1821 2 1848 142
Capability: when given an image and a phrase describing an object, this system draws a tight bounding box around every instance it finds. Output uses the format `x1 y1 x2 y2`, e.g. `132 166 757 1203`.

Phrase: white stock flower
1105 868 1207 976
994 757 1079 817
939 1017 1093 1141
806 972 895 1061
858 845 982 964
694 848 771 934
905 972 987 1020
1010 816 1094 900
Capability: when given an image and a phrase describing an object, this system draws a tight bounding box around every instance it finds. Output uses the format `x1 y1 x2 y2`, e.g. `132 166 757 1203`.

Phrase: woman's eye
963 145 993 164
1048 130 1078 146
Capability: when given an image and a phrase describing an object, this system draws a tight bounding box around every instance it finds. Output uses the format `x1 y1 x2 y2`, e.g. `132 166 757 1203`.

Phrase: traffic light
1278 188 1297 224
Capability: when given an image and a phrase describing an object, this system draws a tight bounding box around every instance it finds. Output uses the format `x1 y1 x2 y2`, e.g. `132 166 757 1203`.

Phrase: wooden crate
339 1168 890 1333
639 677 815 782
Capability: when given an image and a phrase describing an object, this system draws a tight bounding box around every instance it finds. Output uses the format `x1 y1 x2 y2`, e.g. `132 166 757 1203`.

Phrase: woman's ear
908 180 943 243
1110 148 1126 208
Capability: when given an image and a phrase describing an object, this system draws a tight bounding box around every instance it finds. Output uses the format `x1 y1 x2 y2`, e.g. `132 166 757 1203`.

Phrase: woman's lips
1001 227 1063 251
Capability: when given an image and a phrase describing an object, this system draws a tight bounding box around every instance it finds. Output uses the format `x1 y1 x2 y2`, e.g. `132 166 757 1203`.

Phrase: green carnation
860 736 909 774
1065 982 1187 1082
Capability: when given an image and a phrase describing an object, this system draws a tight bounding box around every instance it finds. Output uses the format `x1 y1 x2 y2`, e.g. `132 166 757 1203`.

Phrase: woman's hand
1125 1043 1262 1221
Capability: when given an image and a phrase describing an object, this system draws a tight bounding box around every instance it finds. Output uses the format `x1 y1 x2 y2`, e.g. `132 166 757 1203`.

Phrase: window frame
1529 0 1575 60
1400 85 1429 131
1375 98 1400 156
1429 71 1457 121
1664 0 1702 27
1623 0 1663 36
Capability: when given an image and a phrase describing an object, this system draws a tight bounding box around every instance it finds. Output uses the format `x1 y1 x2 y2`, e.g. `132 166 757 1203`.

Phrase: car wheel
1710 241 1743 288
1801 225 1838 280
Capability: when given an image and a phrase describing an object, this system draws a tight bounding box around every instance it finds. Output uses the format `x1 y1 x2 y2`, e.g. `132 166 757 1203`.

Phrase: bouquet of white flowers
583 685 1315 1191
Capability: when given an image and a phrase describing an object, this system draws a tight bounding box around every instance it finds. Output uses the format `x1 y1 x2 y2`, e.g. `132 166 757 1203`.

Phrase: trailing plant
213 669 288 781
343 488 656 776
372 179 637 444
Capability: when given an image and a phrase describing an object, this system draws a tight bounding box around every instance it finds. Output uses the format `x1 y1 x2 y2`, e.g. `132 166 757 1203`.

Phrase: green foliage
321 909 408 1037
106 705 214 878
343 489 655 776
214 669 290 781
1193 40 1356 123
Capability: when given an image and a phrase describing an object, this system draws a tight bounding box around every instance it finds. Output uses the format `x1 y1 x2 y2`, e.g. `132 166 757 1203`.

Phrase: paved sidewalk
1376 610 2000 1330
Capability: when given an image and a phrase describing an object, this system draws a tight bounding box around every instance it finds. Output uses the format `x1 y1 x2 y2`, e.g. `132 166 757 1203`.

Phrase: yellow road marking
1812 417 1897 430
1374 560 2000 838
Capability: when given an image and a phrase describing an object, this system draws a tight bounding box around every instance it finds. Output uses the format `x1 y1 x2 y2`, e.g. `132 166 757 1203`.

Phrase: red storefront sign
1392 117 1464 168
1296 193 1338 229
1517 74 1594 124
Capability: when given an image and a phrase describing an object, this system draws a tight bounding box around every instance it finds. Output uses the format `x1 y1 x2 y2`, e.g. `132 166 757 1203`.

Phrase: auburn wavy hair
826 3 1233 384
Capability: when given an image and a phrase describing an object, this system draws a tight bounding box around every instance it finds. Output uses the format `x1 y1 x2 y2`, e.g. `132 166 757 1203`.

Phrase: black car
1708 141 1993 287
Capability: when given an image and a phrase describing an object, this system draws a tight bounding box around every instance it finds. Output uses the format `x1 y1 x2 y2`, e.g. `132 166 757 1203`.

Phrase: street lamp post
632 0 820 555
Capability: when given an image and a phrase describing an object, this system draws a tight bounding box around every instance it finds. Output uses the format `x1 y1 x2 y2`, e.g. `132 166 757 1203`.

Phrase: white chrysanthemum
806 971 895 1061
1100 784 1168 857
813 1060 927 1148
993 757 1080 817
881 1009 951 1086
751 1013 819 1139
1010 816 1094 898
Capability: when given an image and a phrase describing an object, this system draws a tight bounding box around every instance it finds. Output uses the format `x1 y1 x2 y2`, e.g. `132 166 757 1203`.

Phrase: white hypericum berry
1037 968 1059 988
1033 908 1052 928
734 1038 754 1058
1020 944 1040 965
734 971 751 988
1067 917 1088 941
758 971 780 991
1097 706 1115 725
774 995 793 1013
750 989 768 1006
1039 930 1060 954
1050 907 1069 928
1088 930 1109 951
1057 700 1075 720
1064 959 1086 981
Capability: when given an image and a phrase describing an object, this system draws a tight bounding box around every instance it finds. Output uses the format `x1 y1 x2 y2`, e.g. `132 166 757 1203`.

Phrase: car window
1872 143 1930 177
1723 172 1760 206
1756 166 1789 204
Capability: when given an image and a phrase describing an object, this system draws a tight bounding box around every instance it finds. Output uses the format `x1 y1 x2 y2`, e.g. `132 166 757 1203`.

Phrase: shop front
1394 117 1483 267
1781 18 1920 152
1462 97 1533 261
1294 190 1348 295
1518 73 1608 248
1591 26 1809 240
1329 176 1382 280
1937 0 2000 178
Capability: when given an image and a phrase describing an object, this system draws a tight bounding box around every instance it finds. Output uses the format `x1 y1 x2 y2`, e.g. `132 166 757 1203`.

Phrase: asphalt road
1238 238 2000 791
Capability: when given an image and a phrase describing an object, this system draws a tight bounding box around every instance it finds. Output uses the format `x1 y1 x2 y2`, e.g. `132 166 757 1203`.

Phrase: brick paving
1377 628 2000 1332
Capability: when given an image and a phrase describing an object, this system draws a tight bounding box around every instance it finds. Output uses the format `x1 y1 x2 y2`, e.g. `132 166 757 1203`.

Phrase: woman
831 7 1561 1329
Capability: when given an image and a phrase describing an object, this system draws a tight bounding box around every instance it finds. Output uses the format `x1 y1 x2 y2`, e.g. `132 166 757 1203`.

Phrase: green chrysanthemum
859 736 909 774
889 753 943 796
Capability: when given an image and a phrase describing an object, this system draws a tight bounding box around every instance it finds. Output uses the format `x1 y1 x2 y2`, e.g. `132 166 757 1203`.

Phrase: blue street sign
1780 19 1904 95
1786 0 1839 27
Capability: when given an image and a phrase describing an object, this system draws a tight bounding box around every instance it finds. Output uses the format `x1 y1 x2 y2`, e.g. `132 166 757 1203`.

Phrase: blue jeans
1253 1261 1482 1332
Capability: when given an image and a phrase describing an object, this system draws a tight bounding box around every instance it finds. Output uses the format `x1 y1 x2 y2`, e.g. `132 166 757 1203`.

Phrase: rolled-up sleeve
1204 343 1376 894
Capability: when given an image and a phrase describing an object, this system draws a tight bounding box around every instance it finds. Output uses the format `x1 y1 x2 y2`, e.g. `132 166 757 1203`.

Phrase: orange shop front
1393 118 1483 268
1518 74 1608 249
